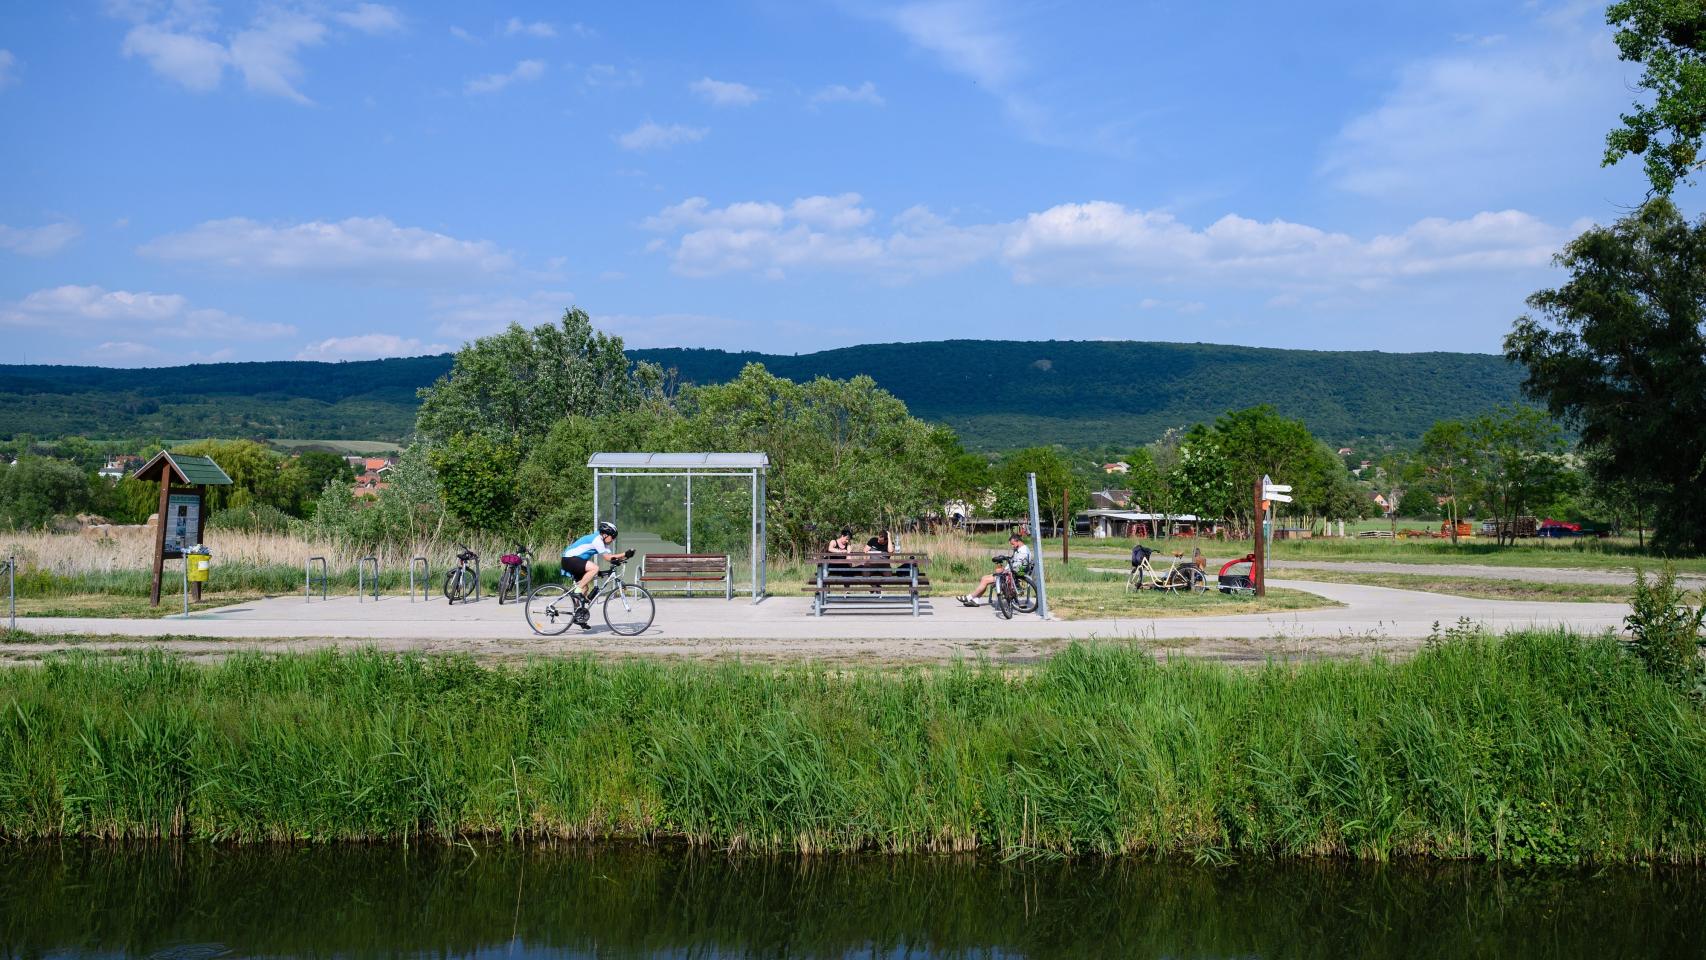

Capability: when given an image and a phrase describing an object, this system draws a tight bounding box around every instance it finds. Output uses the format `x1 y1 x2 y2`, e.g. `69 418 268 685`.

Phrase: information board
163 492 201 558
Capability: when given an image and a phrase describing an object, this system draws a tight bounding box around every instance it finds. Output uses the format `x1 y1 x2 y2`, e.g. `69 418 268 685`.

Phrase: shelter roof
587 452 769 469
131 451 234 486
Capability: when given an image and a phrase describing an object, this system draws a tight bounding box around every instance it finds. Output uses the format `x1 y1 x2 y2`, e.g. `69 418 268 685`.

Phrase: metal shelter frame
588 452 769 602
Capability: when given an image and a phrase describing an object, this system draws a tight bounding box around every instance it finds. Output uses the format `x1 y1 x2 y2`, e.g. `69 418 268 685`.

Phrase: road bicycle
443 544 479 603
525 550 655 637
1126 547 1208 595
497 545 532 604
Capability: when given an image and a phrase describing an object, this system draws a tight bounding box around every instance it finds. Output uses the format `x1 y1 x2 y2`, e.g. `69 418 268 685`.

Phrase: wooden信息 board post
132 451 233 607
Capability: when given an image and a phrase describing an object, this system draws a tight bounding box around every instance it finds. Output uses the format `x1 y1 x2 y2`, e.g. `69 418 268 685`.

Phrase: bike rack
467 557 482 602
305 556 328 602
357 556 380 602
409 556 429 602
4 555 14 632
505 561 530 602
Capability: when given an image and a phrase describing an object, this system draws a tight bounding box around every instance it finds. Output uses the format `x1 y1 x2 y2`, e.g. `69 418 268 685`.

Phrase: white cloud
139 216 514 279
297 333 449 361
122 23 229 91
430 290 574 337
583 63 641 89
812 81 883 106
501 17 555 38
1321 15 1625 200
449 25 478 43
616 121 708 151
642 194 1578 290
334 4 404 34
0 284 293 341
111 3 399 102
0 221 82 256
466 58 545 94
689 77 760 107
0 50 19 91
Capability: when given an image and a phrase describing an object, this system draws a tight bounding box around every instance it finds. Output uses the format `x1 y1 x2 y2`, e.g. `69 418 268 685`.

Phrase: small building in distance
97 455 144 481
1102 461 1130 475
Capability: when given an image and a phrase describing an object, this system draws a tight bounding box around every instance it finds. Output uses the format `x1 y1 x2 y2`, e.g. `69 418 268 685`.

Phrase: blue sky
0 0 1682 365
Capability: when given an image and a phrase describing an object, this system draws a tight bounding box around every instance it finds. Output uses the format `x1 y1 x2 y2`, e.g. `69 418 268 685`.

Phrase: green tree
681 364 945 551
1470 406 1572 546
1411 419 1482 543
931 429 993 513
990 447 1083 529
513 403 690 545
1507 198 1706 552
415 308 662 447
1603 0 1706 195
283 451 354 517
0 457 90 529
175 439 290 513
430 432 523 534
1124 447 1174 517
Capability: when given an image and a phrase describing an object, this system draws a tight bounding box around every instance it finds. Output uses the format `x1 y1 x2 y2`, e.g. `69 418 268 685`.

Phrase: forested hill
0 340 1526 448
631 340 1527 449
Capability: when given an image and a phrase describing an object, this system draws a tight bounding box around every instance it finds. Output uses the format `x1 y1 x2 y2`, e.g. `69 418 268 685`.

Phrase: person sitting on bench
960 534 1030 606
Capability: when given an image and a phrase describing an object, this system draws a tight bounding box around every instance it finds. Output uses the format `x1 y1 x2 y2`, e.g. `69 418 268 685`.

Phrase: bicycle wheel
1181 565 1208 594
992 586 1013 619
525 584 574 636
603 583 656 636
497 567 515 604
1126 567 1144 594
1012 575 1036 613
442 567 468 603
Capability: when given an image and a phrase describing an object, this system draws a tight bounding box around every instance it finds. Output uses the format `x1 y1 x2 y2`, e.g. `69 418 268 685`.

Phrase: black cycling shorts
561 555 592 579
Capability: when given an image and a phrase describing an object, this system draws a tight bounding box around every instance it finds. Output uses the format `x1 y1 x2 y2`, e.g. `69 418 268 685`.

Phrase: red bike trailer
1217 553 1256 595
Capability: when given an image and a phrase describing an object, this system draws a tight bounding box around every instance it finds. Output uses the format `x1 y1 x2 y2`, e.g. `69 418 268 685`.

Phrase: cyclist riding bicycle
562 521 622 627
960 533 1030 607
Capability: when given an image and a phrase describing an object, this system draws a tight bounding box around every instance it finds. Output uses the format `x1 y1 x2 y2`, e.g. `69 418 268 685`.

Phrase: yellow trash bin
187 548 211 583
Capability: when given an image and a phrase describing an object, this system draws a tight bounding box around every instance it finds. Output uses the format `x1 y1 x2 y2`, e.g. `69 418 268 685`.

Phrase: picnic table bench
641 553 733 600
805 552 931 616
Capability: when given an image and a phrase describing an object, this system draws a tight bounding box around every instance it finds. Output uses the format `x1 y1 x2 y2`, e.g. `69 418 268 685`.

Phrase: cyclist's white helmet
598 521 618 538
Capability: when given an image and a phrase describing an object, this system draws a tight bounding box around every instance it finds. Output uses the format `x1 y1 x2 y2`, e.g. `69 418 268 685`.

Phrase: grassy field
265 439 405 456
1269 570 1633 602
1 633 1702 862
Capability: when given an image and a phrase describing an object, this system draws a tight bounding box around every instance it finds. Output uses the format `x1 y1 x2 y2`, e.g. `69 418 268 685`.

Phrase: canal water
2 844 1703 958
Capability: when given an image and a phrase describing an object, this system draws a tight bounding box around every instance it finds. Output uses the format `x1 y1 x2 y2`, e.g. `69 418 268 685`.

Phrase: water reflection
2 843 1703 959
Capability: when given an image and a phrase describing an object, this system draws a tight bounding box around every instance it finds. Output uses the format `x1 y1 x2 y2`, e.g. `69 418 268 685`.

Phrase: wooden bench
805 552 931 616
640 553 733 600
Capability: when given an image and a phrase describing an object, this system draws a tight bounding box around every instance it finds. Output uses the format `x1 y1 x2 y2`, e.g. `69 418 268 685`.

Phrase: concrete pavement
4 579 1630 664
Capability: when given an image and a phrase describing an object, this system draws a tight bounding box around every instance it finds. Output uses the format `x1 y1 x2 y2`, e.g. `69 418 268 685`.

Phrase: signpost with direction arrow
1253 475 1292 597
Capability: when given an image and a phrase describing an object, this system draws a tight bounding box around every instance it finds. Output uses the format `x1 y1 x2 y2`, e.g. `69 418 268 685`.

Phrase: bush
1625 565 1706 696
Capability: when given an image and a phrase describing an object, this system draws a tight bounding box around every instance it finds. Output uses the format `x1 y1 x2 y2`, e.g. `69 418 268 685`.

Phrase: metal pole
750 468 758 602
685 469 693 553
1062 488 1070 564
592 467 600 528
1026 473 1049 620
181 559 189 618
7 555 14 632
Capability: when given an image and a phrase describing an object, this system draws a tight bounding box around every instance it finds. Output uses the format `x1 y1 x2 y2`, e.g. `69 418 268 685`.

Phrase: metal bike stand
409 556 429 602
512 561 530 602
357 557 380 602
4 555 14 632
305 556 328 602
465 557 482 603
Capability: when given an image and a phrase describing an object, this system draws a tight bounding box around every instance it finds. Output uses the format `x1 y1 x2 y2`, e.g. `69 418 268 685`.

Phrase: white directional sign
1262 481 1293 503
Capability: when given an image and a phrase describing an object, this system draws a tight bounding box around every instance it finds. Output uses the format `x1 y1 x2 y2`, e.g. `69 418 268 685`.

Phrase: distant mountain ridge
0 339 1526 448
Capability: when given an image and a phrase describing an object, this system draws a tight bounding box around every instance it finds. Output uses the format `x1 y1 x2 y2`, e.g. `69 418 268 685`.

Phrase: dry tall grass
0 529 510 578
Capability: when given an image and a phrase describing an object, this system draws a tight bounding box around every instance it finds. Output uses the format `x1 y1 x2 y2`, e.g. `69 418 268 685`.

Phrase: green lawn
1273 570 1633 602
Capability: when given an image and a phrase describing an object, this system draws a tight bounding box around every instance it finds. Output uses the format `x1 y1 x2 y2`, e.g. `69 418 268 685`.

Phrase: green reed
1 632 1702 862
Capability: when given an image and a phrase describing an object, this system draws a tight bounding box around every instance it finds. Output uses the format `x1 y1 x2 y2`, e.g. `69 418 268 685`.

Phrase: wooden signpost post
1254 475 1292 599
132 451 233 607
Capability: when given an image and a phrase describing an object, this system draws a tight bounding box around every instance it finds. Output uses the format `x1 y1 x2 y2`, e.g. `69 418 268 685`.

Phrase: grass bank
2 633 1702 862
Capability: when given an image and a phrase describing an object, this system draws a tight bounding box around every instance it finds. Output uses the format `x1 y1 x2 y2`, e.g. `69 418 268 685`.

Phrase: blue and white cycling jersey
563 532 612 562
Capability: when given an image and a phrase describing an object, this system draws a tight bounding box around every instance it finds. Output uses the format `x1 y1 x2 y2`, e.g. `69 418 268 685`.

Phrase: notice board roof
587 452 769 469
132 451 234 486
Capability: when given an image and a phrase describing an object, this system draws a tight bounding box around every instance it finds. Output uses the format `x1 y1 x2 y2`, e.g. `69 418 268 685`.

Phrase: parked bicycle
525 549 655 636
1126 545 1207 595
443 544 479 603
497 545 532 604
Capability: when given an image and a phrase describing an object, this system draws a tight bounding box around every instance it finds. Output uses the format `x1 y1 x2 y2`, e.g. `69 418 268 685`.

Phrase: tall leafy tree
1411 419 1482 543
1603 0 1706 195
415 308 662 447
1469 407 1573 546
990 447 1083 529
1507 198 1706 552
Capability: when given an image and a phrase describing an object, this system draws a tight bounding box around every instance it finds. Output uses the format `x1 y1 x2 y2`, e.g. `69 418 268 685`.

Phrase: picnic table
805 552 931 616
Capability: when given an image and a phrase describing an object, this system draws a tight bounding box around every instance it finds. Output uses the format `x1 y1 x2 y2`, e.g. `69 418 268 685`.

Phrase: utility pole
1252 477 1266 598
1026 473 1049 620
1061 488 1070 564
